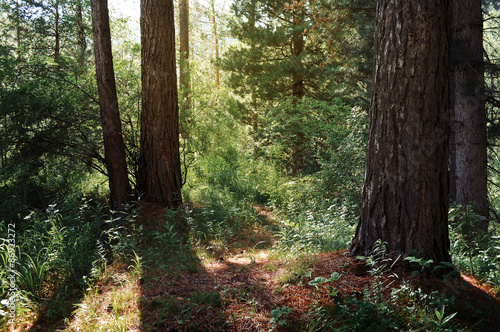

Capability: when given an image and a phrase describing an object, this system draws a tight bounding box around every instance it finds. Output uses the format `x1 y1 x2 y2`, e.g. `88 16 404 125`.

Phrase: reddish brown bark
350 1 451 264
90 0 132 210
138 0 183 208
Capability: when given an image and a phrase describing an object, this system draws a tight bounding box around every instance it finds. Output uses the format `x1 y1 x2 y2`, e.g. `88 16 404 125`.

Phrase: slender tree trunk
450 0 488 230
90 0 132 210
76 0 87 67
15 0 22 59
350 0 451 265
291 11 304 101
138 0 183 208
54 0 60 71
291 34 304 101
179 0 190 138
212 0 220 86
249 0 260 157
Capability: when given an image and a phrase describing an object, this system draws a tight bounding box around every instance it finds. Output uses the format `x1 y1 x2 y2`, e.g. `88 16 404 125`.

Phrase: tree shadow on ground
137 202 281 331
24 283 87 332
22 202 500 332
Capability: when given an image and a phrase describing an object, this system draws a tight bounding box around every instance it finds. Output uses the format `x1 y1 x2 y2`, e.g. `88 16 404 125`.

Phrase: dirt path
55 204 500 332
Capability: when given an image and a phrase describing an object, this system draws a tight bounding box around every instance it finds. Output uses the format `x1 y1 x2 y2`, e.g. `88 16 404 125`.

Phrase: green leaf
326 272 340 282
405 256 420 263
435 308 443 322
440 261 455 268
442 312 457 325
423 259 433 267
309 277 325 286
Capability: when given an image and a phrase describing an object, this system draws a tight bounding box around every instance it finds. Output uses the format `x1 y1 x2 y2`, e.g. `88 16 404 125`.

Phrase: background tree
350 0 451 264
179 0 191 139
0 0 102 222
219 0 374 173
220 0 314 102
138 0 183 208
483 2 500 223
90 0 132 210
449 0 488 231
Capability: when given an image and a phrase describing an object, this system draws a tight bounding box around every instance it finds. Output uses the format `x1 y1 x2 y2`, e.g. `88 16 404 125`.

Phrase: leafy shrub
449 203 500 289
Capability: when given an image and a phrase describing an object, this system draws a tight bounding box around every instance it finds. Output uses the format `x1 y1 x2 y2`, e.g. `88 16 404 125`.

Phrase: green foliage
0 0 104 223
309 273 341 289
260 97 351 174
404 255 456 279
356 240 394 276
221 0 374 103
318 108 368 207
449 204 500 287
0 192 139 325
304 272 464 331
270 306 294 330
141 209 199 274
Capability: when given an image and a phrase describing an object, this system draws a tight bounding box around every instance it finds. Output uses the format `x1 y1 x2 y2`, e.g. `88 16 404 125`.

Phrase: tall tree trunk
54 0 60 71
212 0 220 86
138 0 183 208
249 0 260 157
76 0 87 67
450 0 488 230
350 0 451 264
90 0 132 210
179 0 190 139
291 34 304 100
15 0 22 59
291 12 304 101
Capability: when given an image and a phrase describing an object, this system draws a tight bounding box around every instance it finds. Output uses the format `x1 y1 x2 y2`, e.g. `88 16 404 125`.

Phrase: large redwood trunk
350 1 451 264
90 0 132 210
138 0 183 208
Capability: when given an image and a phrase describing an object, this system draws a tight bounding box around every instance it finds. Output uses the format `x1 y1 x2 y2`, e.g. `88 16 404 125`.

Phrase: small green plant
270 306 294 330
449 202 489 277
405 255 435 277
356 239 396 276
308 272 341 299
128 251 142 279
405 252 457 278
190 291 222 308
276 255 316 283
16 251 48 300
432 305 457 328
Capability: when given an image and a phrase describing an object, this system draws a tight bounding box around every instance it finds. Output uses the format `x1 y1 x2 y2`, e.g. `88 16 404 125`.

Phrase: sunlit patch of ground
64 264 141 332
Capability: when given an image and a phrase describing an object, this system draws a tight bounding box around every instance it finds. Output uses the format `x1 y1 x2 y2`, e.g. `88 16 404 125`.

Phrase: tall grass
0 191 139 327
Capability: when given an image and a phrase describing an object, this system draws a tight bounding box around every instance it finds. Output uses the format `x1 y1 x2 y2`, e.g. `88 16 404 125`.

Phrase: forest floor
21 203 500 332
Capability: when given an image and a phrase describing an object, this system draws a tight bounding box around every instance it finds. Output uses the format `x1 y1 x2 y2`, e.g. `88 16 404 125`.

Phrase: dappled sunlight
64 264 141 331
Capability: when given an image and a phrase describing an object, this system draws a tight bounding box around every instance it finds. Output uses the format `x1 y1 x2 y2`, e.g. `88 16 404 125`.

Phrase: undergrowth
0 191 140 330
